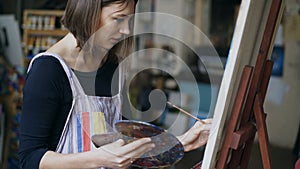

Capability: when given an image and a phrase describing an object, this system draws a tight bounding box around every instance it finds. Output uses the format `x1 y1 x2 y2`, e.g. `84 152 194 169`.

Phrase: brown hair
61 0 138 50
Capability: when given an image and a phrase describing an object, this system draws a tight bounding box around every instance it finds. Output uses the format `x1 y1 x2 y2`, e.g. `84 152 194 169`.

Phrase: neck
49 33 110 72
75 44 109 72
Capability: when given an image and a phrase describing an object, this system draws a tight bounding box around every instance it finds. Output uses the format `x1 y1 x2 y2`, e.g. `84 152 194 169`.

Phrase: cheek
96 26 112 39
100 22 119 36
93 30 107 46
93 29 114 48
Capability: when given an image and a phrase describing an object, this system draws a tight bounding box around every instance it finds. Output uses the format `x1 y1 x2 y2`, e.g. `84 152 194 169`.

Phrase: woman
18 0 212 169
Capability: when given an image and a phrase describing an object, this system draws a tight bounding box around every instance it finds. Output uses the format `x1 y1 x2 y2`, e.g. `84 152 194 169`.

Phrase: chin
100 44 112 51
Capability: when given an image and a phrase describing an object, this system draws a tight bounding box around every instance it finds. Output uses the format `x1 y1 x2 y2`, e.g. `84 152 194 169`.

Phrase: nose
119 20 131 35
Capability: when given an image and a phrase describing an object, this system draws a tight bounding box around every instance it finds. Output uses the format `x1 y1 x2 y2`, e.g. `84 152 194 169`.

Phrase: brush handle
167 101 206 124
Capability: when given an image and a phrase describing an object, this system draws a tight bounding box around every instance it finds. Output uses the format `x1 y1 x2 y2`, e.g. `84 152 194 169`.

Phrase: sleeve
18 56 68 169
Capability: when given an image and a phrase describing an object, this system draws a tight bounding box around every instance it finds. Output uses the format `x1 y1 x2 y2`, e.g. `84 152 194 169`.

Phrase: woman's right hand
92 138 155 169
39 138 154 169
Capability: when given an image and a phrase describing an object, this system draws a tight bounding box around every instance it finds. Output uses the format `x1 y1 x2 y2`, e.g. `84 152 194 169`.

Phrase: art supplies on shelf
22 10 68 64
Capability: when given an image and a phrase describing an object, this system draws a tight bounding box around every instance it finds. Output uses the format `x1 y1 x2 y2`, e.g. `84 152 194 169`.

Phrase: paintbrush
167 101 206 124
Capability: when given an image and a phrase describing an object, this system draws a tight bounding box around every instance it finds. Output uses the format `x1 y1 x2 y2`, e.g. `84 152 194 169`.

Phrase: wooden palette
92 120 184 168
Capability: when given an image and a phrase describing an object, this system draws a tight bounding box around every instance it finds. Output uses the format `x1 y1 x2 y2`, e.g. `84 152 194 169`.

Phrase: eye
113 17 125 23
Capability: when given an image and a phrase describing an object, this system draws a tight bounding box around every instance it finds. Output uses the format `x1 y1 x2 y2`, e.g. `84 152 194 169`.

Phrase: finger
184 131 210 152
196 130 210 145
111 144 151 169
198 130 210 141
202 123 212 131
123 141 155 159
193 121 212 132
114 139 126 146
121 157 135 167
99 139 126 156
114 162 130 169
116 159 134 169
117 137 153 155
123 137 152 148
124 142 155 159
203 118 213 124
121 138 154 156
185 129 210 147
195 118 212 127
102 139 126 150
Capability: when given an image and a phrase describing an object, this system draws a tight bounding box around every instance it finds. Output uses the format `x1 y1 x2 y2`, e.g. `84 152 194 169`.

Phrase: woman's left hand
177 118 212 152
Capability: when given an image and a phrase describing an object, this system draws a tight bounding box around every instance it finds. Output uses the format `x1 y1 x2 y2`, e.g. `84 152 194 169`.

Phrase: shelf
23 9 65 17
25 29 68 37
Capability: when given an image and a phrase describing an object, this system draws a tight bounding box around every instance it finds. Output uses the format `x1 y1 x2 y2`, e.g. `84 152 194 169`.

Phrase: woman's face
95 2 135 50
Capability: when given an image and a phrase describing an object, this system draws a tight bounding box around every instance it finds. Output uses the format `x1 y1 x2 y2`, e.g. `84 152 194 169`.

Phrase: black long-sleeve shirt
18 55 120 169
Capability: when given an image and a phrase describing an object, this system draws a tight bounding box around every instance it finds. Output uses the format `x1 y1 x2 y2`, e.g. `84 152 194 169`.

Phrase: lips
110 38 121 44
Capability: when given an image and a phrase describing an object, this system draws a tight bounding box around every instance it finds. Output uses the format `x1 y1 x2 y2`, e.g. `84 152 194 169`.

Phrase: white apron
28 52 123 155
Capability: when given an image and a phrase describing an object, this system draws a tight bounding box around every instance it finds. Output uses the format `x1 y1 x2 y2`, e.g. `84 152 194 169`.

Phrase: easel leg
239 132 256 169
228 148 244 169
254 94 272 169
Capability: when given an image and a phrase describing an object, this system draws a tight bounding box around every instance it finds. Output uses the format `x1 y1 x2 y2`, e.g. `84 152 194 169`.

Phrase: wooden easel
193 0 284 169
215 0 284 169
